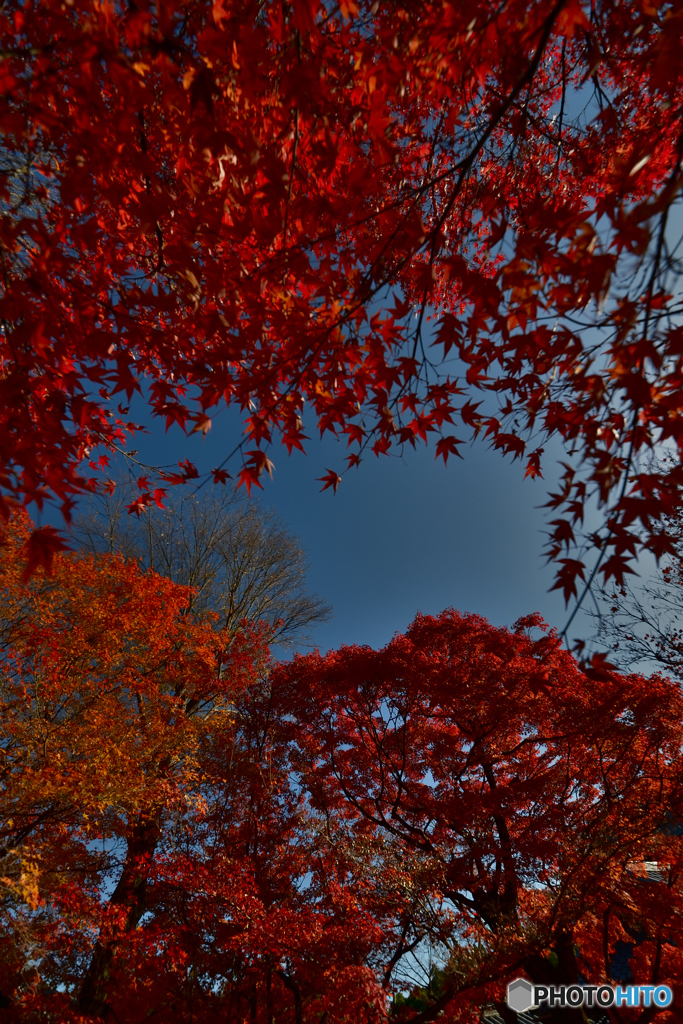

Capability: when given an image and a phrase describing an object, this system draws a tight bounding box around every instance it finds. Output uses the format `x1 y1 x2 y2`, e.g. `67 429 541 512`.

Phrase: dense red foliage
2 0 683 593
277 610 683 1021
2 517 682 1022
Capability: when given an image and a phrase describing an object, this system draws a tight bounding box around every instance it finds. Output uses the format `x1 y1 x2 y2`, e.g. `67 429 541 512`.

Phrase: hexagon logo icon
507 978 534 1014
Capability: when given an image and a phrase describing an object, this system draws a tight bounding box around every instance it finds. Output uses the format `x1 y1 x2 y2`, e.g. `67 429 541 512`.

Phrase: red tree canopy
2 0 683 593
276 609 683 1020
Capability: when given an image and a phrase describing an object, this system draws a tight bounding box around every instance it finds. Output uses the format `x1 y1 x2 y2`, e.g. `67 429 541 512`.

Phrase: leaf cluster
2 0 683 608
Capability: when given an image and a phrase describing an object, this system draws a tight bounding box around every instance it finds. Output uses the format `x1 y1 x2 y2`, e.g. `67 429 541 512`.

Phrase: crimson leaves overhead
1 0 683 595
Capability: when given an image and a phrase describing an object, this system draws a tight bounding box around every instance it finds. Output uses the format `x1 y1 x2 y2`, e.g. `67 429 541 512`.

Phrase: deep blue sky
80 398 594 655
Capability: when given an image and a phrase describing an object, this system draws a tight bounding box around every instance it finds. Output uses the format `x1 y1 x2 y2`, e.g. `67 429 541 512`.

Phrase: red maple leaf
22 527 70 581
318 469 342 494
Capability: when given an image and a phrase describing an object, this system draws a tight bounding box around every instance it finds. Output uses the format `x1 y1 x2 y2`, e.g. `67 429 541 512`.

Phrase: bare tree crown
73 484 331 648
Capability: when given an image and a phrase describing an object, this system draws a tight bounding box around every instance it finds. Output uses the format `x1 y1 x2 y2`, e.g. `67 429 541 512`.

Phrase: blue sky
85 398 593 655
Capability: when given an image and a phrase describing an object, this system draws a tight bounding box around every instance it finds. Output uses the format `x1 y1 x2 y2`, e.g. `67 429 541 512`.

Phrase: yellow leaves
1 855 43 911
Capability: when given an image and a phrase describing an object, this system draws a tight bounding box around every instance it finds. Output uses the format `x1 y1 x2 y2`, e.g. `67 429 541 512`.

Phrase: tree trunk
78 814 161 1019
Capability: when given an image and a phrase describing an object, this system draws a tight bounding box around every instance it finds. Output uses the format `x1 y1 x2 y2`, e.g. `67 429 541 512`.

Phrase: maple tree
1 0 683 602
276 609 683 1022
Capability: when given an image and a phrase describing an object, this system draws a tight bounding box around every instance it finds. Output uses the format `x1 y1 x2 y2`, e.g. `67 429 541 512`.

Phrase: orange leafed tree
0 510 271 1020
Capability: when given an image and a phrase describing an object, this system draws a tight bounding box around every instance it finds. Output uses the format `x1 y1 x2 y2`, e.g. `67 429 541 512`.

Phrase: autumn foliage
2 0 683 594
1 512 683 1022
278 611 683 1020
